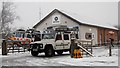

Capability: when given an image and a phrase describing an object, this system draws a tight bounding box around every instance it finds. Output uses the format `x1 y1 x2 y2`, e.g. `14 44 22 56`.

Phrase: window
42 34 54 39
27 34 32 38
85 33 92 39
16 32 22 37
56 34 62 40
64 34 69 40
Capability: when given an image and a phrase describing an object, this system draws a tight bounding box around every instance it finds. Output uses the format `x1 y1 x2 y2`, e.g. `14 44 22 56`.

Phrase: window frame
85 33 92 39
63 34 69 40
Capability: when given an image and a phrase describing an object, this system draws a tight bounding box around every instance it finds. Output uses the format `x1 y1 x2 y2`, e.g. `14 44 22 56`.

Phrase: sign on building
52 15 61 24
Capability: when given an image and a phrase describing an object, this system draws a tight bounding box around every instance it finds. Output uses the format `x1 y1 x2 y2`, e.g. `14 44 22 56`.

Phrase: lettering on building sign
52 15 61 24
109 31 114 34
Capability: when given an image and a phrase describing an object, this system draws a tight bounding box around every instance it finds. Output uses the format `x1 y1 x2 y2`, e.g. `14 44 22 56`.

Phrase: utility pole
39 8 42 20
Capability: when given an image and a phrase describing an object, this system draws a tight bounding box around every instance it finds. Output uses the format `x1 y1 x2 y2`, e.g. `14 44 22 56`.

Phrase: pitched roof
33 9 118 30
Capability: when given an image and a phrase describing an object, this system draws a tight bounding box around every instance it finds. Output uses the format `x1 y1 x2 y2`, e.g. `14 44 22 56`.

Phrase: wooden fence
76 39 93 57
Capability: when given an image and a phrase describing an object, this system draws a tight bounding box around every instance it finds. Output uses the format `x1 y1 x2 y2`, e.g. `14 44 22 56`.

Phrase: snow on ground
1 46 119 66
52 46 118 66
55 55 118 66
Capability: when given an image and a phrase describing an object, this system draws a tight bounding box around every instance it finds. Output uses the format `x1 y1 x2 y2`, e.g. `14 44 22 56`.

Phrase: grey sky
11 2 118 29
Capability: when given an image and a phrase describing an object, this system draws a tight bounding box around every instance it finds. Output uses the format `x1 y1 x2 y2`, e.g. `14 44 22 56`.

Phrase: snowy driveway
2 52 70 66
1 46 119 66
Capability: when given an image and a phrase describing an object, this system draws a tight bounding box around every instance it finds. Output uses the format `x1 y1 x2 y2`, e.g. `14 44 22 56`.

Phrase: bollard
2 40 7 55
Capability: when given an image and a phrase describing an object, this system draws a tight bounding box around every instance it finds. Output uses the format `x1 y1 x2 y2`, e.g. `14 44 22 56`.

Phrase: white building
33 9 118 45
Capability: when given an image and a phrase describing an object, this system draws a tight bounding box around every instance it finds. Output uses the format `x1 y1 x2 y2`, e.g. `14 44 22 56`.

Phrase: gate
77 39 93 57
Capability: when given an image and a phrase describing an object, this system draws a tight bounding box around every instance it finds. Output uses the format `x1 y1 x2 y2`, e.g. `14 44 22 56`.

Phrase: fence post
18 47 20 53
24 47 25 52
109 43 112 56
70 39 75 58
109 39 112 56
91 40 93 54
2 40 7 55
70 39 78 58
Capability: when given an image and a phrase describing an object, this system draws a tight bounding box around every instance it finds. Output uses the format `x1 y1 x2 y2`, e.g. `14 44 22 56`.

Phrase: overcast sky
7 2 118 29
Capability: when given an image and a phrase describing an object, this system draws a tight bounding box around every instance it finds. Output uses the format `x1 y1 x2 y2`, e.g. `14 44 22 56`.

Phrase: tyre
31 50 39 56
45 46 54 57
57 51 63 55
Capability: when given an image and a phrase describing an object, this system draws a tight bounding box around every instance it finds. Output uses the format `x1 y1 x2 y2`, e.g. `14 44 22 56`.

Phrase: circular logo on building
54 17 58 21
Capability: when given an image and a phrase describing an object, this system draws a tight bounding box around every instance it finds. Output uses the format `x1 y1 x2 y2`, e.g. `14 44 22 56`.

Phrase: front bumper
29 43 44 52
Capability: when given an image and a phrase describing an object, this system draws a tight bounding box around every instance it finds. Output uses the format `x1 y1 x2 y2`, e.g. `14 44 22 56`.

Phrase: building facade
33 9 118 45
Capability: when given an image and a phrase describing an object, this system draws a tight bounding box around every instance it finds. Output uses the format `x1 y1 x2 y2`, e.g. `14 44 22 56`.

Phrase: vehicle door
63 33 71 49
55 33 64 50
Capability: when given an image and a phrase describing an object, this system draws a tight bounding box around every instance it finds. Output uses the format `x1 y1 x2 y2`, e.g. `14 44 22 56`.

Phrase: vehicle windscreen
42 34 54 39
15 32 23 37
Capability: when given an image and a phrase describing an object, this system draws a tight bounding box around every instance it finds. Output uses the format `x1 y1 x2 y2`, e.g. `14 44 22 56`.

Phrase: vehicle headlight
30 44 33 47
39 44 43 48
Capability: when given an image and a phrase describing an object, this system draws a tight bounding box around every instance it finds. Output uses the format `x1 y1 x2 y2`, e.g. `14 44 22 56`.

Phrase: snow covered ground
52 46 118 66
1 45 119 66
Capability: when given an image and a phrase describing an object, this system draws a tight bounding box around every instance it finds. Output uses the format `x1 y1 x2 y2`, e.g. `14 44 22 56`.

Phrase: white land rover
30 32 72 57
30 25 79 57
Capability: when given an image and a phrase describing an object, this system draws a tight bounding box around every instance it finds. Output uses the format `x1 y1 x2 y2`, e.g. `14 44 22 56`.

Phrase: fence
77 39 93 57
2 40 28 55
7 45 26 53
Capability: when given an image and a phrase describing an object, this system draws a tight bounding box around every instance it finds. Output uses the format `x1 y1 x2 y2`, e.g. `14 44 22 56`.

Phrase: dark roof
33 9 118 30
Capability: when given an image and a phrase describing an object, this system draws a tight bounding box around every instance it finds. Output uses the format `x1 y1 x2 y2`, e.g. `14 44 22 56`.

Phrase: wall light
89 28 91 31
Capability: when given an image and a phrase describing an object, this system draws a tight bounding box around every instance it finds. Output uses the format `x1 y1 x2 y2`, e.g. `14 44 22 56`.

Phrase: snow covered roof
33 9 118 30
60 9 118 30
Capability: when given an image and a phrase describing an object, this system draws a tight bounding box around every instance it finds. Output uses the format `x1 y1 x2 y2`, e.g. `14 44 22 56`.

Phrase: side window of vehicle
64 34 69 40
56 34 62 40
27 34 32 38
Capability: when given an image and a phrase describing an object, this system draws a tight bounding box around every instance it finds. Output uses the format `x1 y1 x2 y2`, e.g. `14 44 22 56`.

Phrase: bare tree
0 2 19 33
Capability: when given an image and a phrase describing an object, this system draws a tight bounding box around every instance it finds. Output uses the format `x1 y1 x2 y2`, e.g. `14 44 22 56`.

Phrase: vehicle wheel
31 50 39 56
57 51 63 55
45 46 54 57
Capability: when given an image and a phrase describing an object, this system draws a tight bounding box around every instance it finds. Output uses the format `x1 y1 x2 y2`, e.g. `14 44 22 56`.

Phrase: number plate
33 49 38 51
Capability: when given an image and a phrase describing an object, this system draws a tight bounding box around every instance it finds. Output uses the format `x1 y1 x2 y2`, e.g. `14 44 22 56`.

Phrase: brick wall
97 28 118 46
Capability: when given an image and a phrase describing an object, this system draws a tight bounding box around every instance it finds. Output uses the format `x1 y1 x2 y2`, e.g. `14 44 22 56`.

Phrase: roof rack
44 25 79 34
